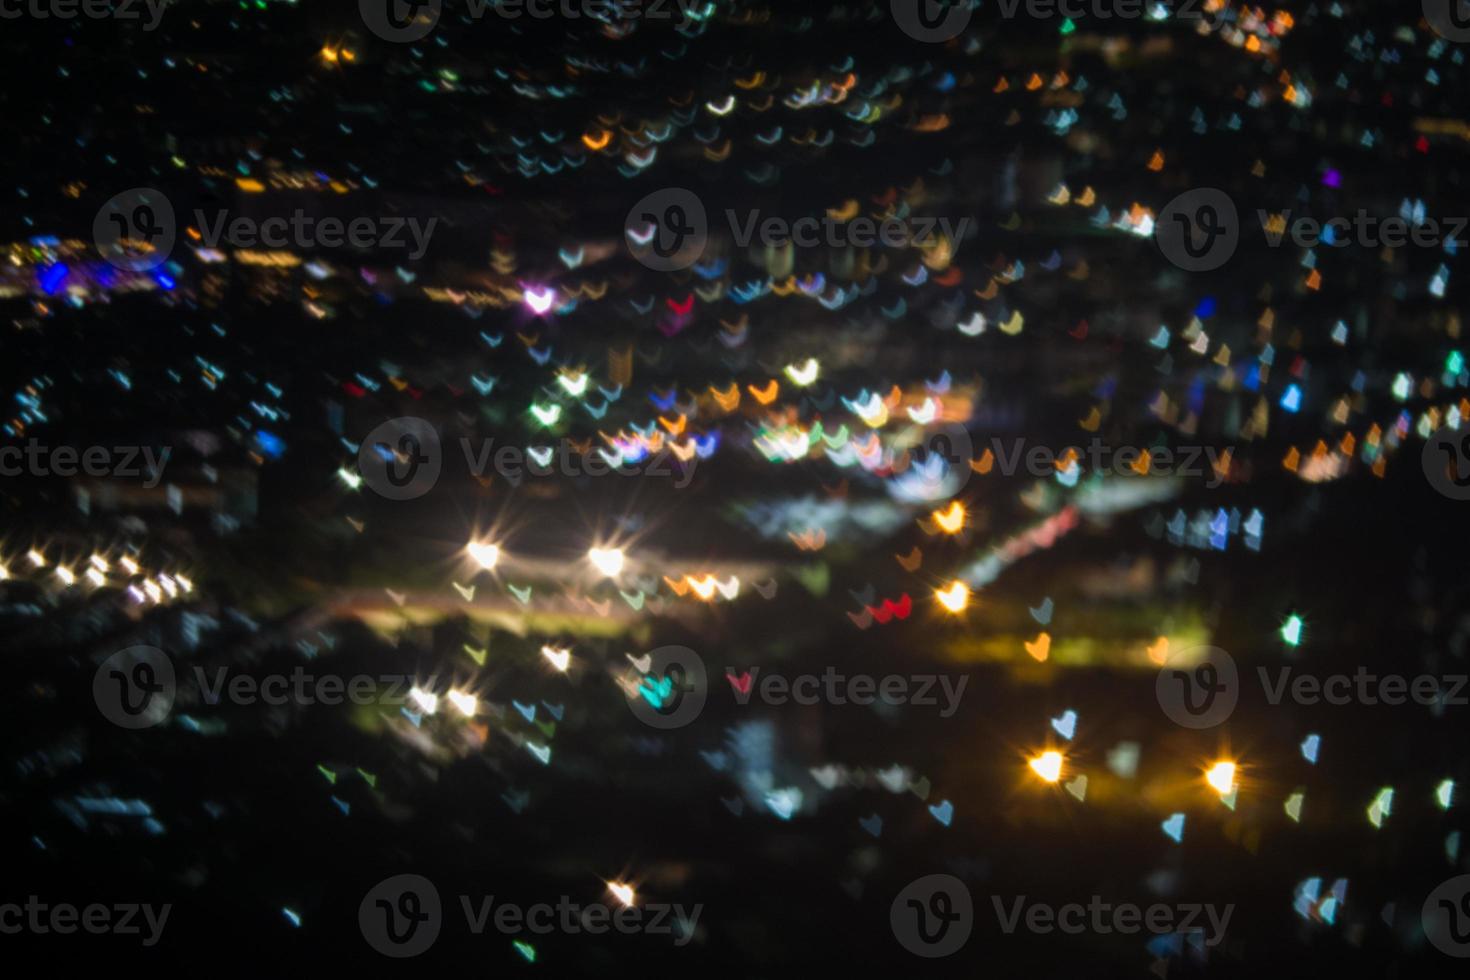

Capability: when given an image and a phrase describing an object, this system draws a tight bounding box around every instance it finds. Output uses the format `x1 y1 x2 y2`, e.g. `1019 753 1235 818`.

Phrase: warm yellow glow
84 568 106 588
467 541 501 570
932 501 966 534
120 556 140 576
55 566 75 586
607 882 636 908
89 554 109 572
588 547 625 578
1029 750 1064 783
935 580 970 613
27 549 45 568
1206 761 1237 797
446 690 478 717
541 645 571 672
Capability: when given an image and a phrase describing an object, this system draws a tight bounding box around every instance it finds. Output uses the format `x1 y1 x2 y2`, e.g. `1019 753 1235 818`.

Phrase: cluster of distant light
0 547 192 605
1023 721 1457 848
1147 507 1266 552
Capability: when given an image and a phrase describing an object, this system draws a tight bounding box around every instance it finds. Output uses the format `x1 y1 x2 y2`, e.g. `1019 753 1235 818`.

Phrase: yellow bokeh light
934 580 970 613
1029 751 1064 783
1206 761 1237 797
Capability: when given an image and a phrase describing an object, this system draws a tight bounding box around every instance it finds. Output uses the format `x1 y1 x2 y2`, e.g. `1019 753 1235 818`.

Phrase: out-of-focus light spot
1437 779 1456 810
588 547 625 577
607 882 636 907
446 690 477 717
541 645 571 672
467 541 500 570
934 580 969 613
932 501 966 534
254 429 285 459
1392 372 1412 401
557 372 589 397
408 686 439 716
1161 813 1186 843
784 358 819 387
1280 383 1302 413
38 263 67 295
529 402 562 427
1300 733 1320 764
1281 614 1303 647
1285 790 1304 822
1206 761 1237 797
1367 787 1394 828
1029 750 1064 783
